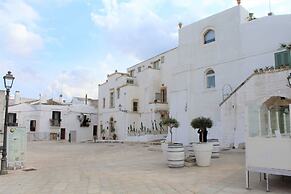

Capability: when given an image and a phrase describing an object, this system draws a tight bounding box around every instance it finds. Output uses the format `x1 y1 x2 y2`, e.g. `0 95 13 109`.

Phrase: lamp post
0 71 15 175
287 73 291 88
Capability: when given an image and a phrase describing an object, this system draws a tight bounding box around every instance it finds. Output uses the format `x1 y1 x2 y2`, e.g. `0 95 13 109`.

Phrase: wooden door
93 125 98 137
60 128 66 140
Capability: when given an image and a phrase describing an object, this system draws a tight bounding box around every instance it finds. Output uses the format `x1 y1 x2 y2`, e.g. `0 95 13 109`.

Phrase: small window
153 60 160 69
138 67 141 72
103 98 105 108
126 79 134 84
161 56 165 63
206 69 215 88
8 113 17 126
161 87 167 103
204 29 215 44
132 100 138 112
129 70 135 77
30 120 36 132
117 88 120 99
110 91 115 108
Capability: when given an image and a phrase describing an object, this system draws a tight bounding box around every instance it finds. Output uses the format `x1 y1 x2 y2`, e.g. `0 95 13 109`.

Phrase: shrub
162 118 179 143
191 117 213 143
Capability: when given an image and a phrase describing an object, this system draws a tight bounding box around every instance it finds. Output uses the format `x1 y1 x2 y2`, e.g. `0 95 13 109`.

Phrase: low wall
126 134 167 142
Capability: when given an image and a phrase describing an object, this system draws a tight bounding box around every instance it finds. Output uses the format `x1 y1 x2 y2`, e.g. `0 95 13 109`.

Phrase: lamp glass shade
3 71 15 90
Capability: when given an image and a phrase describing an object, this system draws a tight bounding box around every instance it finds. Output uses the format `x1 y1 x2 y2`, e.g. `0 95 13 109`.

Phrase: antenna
268 0 273 16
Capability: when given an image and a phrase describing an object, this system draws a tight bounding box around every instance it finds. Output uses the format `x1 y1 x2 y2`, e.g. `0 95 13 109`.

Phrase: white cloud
5 23 43 56
46 52 140 99
91 0 177 59
0 0 43 57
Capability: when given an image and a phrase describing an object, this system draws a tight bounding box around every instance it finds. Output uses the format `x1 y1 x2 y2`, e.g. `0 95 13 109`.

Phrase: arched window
204 30 215 44
206 69 215 88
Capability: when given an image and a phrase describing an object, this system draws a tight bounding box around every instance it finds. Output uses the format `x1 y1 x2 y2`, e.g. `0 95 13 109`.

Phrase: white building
98 48 176 141
8 94 98 143
98 4 291 146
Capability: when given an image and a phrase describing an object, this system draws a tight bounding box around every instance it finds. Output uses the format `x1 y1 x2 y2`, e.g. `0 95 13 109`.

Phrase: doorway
60 128 66 140
93 125 98 137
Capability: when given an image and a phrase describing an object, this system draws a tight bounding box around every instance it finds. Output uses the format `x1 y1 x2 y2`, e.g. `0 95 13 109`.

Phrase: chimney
178 22 183 29
85 94 88 105
14 91 20 104
237 0 241 5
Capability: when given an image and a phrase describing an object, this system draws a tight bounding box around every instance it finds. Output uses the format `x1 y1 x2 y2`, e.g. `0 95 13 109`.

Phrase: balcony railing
50 119 61 127
8 122 18 127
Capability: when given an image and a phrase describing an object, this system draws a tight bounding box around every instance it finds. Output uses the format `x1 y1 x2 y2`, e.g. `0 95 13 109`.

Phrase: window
138 67 141 72
110 91 115 108
30 120 36 131
161 56 165 64
132 100 138 112
161 87 167 103
117 88 120 99
206 69 215 88
103 98 105 108
275 50 291 67
153 60 160 69
129 70 135 77
126 79 134 84
51 111 61 126
8 113 17 126
204 29 215 44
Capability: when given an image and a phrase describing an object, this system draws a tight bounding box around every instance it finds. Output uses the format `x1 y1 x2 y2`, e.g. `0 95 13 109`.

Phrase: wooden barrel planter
208 139 220 158
167 143 185 168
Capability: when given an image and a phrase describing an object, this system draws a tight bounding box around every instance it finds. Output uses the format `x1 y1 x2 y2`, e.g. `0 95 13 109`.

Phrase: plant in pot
161 117 184 168
112 133 117 140
101 129 105 140
191 117 213 167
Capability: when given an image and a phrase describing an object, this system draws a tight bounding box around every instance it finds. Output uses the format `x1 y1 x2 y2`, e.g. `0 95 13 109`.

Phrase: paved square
0 142 290 194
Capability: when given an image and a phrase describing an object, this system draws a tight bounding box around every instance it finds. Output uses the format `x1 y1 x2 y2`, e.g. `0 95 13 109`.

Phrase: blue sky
0 0 290 100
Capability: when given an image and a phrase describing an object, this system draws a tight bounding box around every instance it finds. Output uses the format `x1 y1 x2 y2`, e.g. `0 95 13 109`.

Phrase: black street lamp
0 71 15 175
287 73 291 88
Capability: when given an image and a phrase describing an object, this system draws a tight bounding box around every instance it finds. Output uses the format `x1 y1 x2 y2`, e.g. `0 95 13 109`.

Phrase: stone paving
0 141 290 194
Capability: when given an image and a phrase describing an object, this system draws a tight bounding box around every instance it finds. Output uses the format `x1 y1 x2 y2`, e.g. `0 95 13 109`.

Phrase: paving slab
0 141 290 194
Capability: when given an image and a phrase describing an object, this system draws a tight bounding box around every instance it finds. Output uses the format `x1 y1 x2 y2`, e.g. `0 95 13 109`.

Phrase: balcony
50 119 61 127
149 102 169 113
8 122 18 127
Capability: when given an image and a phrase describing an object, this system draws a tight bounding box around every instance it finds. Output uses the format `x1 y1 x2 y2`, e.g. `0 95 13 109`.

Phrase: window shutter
275 53 279 67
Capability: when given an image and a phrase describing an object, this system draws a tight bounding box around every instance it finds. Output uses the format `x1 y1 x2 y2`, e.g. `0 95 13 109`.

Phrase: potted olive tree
161 118 184 168
191 117 213 167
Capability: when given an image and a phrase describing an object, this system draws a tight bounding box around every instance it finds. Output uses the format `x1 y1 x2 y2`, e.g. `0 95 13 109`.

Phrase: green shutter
275 50 291 67
275 53 281 67
288 50 291 66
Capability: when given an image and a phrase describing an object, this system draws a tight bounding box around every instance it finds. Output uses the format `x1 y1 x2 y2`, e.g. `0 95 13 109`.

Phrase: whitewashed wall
170 5 291 145
221 69 291 148
9 103 98 142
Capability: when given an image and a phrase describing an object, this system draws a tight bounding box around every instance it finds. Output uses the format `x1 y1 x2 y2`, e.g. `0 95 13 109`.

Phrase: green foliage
162 118 179 129
162 117 179 144
191 117 213 130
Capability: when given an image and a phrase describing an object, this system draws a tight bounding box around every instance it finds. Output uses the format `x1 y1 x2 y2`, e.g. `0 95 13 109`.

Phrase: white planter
208 139 220 158
167 143 185 168
193 143 213 167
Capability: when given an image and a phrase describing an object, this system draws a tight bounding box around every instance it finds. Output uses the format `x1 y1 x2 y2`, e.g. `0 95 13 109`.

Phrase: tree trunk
170 128 173 143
